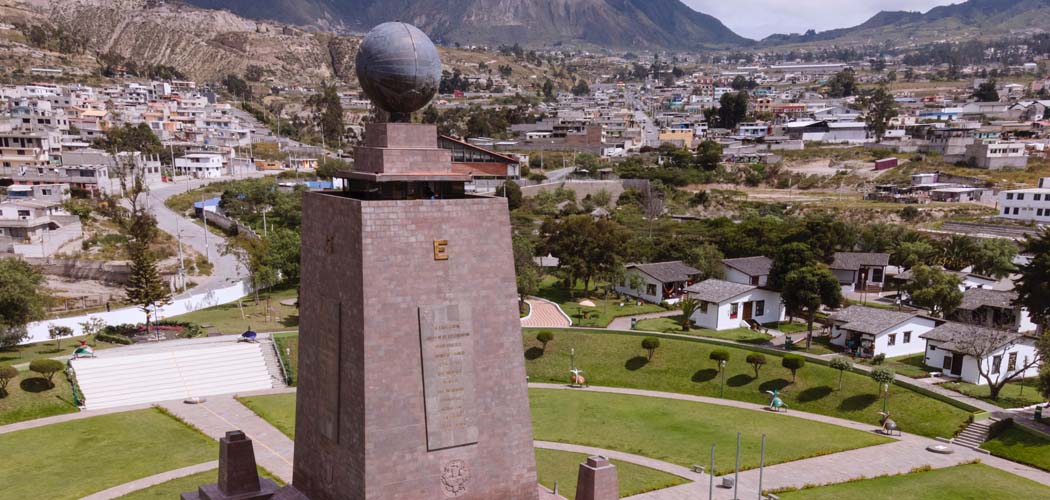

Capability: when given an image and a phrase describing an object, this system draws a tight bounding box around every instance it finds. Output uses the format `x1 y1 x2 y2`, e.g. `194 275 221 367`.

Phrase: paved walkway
79 461 218 500
0 402 155 436
607 311 680 331
521 298 572 328
528 383 1050 497
158 388 297 483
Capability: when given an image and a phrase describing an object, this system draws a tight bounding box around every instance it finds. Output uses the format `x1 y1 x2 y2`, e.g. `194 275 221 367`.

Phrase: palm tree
678 298 701 332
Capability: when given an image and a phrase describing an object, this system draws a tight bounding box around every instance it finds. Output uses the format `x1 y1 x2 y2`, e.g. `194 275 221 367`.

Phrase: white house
921 322 1041 385
722 256 772 286
998 177 1050 223
830 252 889 293
828 305 943 358
685 279 785 331
615 261 701 304
174 153 225 179
949 288 1037 334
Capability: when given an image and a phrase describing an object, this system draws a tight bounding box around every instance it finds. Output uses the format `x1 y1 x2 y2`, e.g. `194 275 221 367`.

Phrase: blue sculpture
766 389 788 412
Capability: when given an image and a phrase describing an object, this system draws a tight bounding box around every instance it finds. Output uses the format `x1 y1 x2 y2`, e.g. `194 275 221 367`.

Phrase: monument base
181 479 281 500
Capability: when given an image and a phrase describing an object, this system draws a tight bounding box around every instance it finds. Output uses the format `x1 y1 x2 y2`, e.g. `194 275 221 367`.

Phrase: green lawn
981 425 1050 472
0 334 120 367
860 354 932 380
536 276 665 328
531 389 890 475
941 379 1046 409
273 333 299 386
116 468 283 499
524 329 972 439
634 315 772 344
0 368 78 425
535 448 688 499
238 393 298 439
765 321 809 334
166 287 299 334
0 408 216 500
775 463 1050 499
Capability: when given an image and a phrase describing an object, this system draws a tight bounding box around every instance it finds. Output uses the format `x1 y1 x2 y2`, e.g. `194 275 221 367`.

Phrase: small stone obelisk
181 430 280 500
575 456 619 500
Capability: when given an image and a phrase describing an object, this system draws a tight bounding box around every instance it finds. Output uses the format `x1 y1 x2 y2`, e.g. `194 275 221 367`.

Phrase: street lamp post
882 383 890 414
719 360 727 398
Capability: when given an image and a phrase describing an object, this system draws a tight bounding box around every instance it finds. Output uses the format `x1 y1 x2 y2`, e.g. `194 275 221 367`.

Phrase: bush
746 353 767 378
536 331 554 351
28 359 65 387
871 367 896 387
830 356 853 390
872 353 886 365
0 365 18 393
782 354 806 382
641 337 661 360
95 332 134 345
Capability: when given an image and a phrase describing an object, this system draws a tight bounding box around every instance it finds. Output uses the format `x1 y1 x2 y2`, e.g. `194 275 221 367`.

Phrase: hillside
183 0 748 49
763 0 1050 46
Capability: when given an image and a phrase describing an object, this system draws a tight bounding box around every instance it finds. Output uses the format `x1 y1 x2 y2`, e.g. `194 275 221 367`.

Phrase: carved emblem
440 460 470 497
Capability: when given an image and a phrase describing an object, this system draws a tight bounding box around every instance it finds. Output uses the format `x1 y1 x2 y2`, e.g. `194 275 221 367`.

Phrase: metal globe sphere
355 22 442 118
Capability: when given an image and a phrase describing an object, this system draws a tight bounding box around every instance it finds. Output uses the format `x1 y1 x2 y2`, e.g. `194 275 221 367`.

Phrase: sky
686 0 961 39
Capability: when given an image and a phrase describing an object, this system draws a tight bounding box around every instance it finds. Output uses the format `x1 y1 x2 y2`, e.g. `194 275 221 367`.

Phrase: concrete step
259 339 289 388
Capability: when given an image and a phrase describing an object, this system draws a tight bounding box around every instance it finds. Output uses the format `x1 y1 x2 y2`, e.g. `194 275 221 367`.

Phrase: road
626 88 658 147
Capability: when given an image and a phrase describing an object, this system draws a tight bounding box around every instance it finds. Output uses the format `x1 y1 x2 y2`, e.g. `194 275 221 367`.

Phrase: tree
782 354 805 382
500 180 523 210
937 234 978 271
768 242 817 291
710 349 730 396
125 243 172 337
973 79 999 102
0 259 48 348
29 359 64 388
541 215 630 291
970 239 1018 279
642 337 660 360
718 91 748 130
0 365 17 395
536 331 554 352
542 78 555 101
695 140 722 171
829 356 853 390
571 79 590 96
79 317 107 340
1014 228 1050 332
857 85 898 143
892 240 937 270
826 69 857 97
782 265 843 349
678 298 700 331
224 235 278 305
1039 366 1050 402
951 324 1042 401
870 367 895 412
92 123 163 158
904 265 963 317
746 353 767 378
687 244 725 281
308 82 344 144
48 325 73 350
512 235 541 302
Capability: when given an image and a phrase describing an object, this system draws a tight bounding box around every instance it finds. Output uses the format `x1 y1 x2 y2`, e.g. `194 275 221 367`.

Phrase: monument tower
285 22 538 499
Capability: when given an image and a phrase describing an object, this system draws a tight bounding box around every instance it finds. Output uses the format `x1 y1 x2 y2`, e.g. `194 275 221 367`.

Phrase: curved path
528 383 1050 498
521 298 572 328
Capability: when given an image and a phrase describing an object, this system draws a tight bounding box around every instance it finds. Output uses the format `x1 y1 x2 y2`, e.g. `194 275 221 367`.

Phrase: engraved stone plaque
419 304 478 451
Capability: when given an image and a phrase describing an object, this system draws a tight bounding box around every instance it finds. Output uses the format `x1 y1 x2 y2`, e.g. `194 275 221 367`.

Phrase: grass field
859 354 932 380
0 368 78 425
531 389 890 475
166 287 299 334
524 329 972 439
941 379 1046 409
536 276 665 328
238 393 298 439
981 425 1050 472
0 408 215 500
634 315 772 344
115 468 282 499
535 448 688 499
0 334 120 367
775 463 1050 499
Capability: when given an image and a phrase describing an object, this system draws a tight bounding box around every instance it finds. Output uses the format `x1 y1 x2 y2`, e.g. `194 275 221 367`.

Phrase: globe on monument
355 22 442 119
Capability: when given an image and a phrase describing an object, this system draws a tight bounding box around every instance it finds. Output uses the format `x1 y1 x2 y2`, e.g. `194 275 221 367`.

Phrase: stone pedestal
575 456 619 500
181 431 280 500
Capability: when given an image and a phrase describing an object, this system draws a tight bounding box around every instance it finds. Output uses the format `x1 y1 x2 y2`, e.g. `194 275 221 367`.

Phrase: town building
615 261 701 304
998 177 1050 223
722 256 772 286
685 279 785 331
921 323 1040 385
830 252 889 293
829 306 943 358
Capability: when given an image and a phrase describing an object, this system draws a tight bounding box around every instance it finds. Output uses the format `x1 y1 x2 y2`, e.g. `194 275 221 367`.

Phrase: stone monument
575 456 619 500
181 431 280 500
283 21 537 499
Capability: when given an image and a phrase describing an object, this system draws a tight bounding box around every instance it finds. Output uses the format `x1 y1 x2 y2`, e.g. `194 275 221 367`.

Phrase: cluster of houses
615 252 1040 386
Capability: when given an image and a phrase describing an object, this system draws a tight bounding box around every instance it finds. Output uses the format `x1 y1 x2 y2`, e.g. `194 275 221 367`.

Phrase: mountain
763 0 1050 45
183 0 749 49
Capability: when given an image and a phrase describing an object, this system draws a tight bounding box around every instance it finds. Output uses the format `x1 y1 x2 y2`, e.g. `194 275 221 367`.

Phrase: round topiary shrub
782 354 806 382
29 359 65 388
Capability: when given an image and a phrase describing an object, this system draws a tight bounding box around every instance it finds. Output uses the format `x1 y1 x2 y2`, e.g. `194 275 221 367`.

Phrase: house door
743 302 754 321
950 354 964 376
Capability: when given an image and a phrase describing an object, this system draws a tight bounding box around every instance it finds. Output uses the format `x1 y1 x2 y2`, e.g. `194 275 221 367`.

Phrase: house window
750 275 759 285
730 303 739 319
888 333 896 346
1004 208 1010 215
1037 194 1044 201
992 355 1002 374
1014 208 1020 215
1008 352 1017 371
1007 193 1014 200
1018 194 1025 201
871 268 884 283
700 301 709 313
755 300 765 316
942 356 952 370
646 284 657 296
903 331 912 344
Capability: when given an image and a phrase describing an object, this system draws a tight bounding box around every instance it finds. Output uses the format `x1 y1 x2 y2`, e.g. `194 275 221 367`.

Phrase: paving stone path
521 298 572 328
79 461 218 500
606 311 681 331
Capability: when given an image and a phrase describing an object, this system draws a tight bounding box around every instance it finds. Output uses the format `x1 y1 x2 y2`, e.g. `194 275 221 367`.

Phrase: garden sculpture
570 368 586 387
72 340 94 359
879 412 900 436
766 389 788 412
